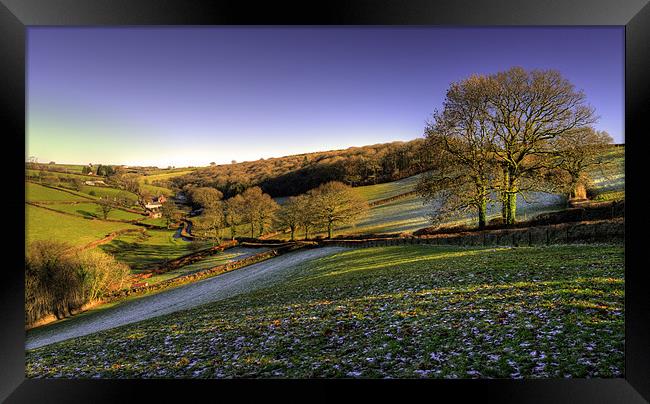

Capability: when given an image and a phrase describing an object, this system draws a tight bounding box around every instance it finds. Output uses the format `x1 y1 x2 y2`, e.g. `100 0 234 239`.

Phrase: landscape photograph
25 27 624 379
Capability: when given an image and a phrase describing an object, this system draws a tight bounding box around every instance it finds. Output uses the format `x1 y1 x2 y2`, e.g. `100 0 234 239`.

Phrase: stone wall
320 218 624 248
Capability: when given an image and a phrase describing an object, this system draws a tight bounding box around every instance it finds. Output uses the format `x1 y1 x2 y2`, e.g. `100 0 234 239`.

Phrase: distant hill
170 138 434 198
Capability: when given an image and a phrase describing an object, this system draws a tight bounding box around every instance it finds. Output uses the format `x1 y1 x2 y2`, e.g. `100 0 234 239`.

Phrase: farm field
144 246 271 285
140 217 169 227
26 204 139 247
26 244 624 378
100 229 205 271
140 183 175 197
355 173 424 202
26 169 94 181
44 202 144 221
139 169 195 183
26 182 91 202
77 185 138 200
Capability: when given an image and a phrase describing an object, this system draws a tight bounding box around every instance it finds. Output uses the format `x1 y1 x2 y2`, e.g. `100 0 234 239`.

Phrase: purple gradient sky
27 27 624 167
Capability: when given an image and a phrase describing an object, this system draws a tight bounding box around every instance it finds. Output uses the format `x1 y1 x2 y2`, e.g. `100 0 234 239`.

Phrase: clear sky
27 27 624 167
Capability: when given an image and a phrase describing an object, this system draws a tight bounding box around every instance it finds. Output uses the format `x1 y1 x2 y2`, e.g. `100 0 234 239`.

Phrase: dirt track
26 246 346 350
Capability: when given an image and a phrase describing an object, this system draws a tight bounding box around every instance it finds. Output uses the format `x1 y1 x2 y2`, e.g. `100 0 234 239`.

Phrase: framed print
1 0 649 402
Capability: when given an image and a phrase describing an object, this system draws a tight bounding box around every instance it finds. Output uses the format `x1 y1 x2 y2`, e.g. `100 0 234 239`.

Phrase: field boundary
27 201 148 225
74 228 147 252
368 190 418 207
319 218 624 248
26 181 97 200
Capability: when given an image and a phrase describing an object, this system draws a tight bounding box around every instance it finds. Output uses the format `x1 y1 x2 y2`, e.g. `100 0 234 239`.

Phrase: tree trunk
506 166 517 226
507 192 517 225
290 226 295 241
501 165 509 221
478 198 487 229
327 222 333 239
250 222 254 238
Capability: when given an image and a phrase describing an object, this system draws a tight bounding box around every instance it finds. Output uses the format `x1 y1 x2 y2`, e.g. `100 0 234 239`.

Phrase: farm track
26 246 346 350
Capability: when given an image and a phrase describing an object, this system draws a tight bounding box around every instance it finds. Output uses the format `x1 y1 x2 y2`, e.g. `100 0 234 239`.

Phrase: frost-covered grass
354 173 424 202
26 244 624 379
588 146 624 200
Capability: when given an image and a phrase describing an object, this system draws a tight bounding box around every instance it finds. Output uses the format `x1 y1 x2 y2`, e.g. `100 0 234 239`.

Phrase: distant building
84 180 106 186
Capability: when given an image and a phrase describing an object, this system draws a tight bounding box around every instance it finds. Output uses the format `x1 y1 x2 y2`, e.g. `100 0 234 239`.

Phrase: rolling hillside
26 244 624 378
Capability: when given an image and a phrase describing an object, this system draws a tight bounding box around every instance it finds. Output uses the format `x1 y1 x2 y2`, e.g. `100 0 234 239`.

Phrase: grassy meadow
26 204 139 247
26 244 624 378
142 247 269 285
44 202 144 221
26 182 91 202
99 229 204 272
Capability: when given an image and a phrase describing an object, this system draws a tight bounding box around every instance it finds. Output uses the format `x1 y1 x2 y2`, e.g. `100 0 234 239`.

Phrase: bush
76 249 130 302
25 241 82 324
187 240 205 252
89 190 96 196
25 241 130 325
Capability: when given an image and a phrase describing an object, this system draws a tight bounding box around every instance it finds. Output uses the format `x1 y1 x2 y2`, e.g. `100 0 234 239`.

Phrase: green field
355 173 424 202
100 229 204 271
140 217 169 227
41 163 87 173
26 244 624 378
140 183 175 197
77 185 138 200
139 169 194 183
26 169 93 181
26 182 91 202
144 247 268 285
26 204 139 247
44 202 144 221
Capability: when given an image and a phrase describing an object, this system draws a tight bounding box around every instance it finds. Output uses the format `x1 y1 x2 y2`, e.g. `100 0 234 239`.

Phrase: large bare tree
486 67 597 224
418 75 497 228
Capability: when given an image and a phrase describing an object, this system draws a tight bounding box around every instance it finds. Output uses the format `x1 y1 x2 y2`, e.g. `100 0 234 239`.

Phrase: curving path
26 246 347 350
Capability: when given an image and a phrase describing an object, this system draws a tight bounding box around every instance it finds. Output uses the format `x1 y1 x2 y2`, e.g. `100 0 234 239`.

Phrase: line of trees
188 181 368 242
417 67 613 229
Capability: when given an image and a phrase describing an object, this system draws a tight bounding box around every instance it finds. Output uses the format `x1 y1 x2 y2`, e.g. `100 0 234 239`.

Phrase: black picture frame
2 1 648 402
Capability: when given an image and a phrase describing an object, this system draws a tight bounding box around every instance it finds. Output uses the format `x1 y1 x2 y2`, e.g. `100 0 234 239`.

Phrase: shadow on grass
100 239 191 271
77 209 99 219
